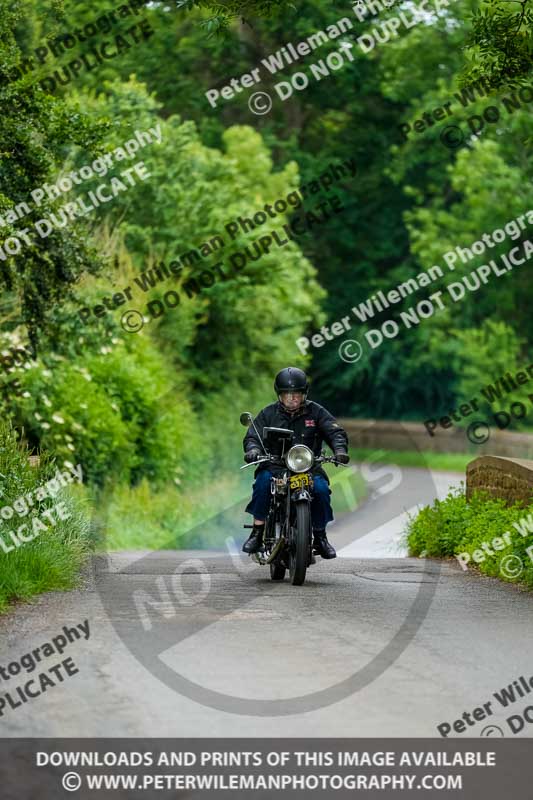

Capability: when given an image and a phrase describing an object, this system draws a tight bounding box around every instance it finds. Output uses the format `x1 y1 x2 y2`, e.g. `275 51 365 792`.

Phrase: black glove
335 452 350 464
244 449 261 463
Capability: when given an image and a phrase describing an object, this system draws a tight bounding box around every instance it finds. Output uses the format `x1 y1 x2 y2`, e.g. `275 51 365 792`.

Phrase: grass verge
97 470 253 551
406 486 533 589
98 460 368 551
0 424 92 614
350 448 471 473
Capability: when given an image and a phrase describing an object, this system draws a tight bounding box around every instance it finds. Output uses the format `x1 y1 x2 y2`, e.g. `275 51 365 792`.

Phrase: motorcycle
240 411 347 586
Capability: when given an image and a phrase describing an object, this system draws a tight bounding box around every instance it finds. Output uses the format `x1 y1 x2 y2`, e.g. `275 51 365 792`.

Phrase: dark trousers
245 470 334 530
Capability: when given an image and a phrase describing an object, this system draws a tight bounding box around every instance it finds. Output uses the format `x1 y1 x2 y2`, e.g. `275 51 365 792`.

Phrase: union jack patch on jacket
305 419 316 427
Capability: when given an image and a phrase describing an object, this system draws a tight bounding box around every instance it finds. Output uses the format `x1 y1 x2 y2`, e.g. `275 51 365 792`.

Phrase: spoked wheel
289 502 311 586
270 561 286 581
264 511 285 580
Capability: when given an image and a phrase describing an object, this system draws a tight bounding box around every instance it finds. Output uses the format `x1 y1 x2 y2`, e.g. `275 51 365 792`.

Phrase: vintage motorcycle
240 411 347 586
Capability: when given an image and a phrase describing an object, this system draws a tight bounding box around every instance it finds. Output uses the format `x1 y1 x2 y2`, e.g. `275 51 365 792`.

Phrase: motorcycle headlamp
286 444 314 473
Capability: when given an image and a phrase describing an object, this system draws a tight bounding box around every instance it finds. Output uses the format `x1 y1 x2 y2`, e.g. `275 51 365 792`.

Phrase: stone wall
466 456 533 506
339 418 533 460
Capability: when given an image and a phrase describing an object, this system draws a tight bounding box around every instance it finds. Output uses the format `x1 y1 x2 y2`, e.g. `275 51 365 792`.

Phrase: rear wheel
290 502 311 586
265 508 285 580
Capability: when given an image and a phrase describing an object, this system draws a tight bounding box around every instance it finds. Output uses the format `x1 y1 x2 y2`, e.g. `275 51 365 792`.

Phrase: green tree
462 0 532 88
0 0 109 349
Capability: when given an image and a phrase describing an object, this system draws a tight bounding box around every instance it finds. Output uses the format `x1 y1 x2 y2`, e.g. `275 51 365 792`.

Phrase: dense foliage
0 422 91 611
407 487 533 588
462 0 532 87
31 0 528 423
0 0 531 565
0 2 108 350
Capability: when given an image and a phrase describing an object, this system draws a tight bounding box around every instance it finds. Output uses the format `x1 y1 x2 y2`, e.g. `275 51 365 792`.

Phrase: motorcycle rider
242 367 349 559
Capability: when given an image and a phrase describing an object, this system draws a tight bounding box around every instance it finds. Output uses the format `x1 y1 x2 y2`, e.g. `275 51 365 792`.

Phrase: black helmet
274 367 309 395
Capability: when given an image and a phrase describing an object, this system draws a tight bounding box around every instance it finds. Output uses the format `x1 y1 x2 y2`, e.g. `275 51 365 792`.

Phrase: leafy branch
462 0 532 88
174 0 289 35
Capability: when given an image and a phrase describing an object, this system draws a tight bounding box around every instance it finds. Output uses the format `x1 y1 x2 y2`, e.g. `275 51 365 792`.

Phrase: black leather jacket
243 400 349 481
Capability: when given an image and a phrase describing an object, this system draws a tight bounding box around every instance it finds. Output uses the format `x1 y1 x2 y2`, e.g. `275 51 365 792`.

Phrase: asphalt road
1 467 532 738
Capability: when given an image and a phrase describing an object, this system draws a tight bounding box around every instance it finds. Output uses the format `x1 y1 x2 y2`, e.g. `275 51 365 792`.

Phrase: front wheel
290 502 311 586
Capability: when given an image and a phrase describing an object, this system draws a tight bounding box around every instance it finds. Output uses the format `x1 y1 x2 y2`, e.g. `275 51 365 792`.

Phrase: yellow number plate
290 474 310 489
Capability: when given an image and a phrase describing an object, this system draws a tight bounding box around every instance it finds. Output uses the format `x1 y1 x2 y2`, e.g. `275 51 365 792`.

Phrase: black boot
313 529 336 559
243 523 265 554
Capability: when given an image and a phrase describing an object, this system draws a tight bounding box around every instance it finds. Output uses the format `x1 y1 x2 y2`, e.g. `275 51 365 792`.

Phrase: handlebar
240 454 348 470
319 455 346 465
240 456 276 470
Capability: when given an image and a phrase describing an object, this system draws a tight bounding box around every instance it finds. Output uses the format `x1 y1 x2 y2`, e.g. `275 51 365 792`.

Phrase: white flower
43 395 52 408
34 412 42 420
63 460 74 469
72 422 83 431
67 443 75 451
41 422 51 430
52 413 65 424
22 392 31 398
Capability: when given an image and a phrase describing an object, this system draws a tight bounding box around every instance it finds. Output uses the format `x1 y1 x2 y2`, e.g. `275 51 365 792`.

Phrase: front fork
288 487 314 563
